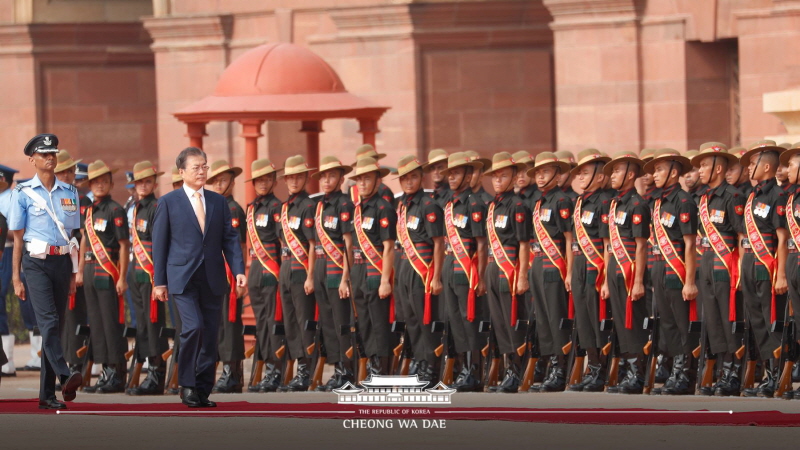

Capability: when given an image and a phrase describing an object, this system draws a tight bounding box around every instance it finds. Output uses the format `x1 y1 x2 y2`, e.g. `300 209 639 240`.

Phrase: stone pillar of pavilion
240 120 264 203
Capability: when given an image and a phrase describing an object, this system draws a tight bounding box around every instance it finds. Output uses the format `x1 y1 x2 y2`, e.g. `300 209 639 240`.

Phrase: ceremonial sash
653 199 697 322
85 207 125 324
353 196 395 323
699 194 739 321
315 202 346 271
574 196 606 320
132 204 158 323
487 202 519 326
608 200 636 329
745 192 778 323
398 202 435 324
280 203 309 272
248 205 282 321
445 201 478 321
787 194 800 256
532 199 572 319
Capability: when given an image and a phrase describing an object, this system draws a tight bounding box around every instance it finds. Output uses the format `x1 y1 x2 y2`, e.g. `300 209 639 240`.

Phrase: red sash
532 199 572 317
444 201 478 321
574 196 606 320
353 195 395 323
85 207 125 324
787 194 800 258
487 203 518 326
132 204 158 323
608 200 636 329
653 199 697 321
699 194 739 321
745 192 778 323
280 203 309 271
248 205 282 321
315 202 346 270
68 294 76 310
224 260 237 322
398 203 434 324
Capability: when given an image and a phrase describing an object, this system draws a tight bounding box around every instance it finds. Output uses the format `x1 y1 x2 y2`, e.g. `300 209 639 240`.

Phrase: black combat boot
83 365 109 393
655 355 671 384
581 364 606 392
316 363 342 392
334 361 355 390
97 365 126 393
606 358 628 394
127 358 166 396
417 360 438 389
528 355 557 393
652 355 679 395
618 357 645 394
454 351 481 392
282 361 311 392
495 358 521 394
258 363 282 393
663 354 695 395
539 355 567 393
213 361 244 393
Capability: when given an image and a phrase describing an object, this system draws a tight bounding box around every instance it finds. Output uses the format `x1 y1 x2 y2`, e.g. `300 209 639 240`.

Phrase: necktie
193 191 205 233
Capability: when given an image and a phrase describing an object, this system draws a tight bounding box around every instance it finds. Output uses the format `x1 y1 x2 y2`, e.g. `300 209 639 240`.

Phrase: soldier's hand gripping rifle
518 318 539 392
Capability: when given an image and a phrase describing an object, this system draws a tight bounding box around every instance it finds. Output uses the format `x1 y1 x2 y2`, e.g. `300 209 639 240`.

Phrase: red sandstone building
2 0 799 199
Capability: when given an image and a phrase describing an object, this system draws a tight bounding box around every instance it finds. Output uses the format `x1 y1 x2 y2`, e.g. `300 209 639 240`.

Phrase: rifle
75 325 93 389
389 321 407 375
517 319 539 392
123 327 142 390
159 327 180 394
306 319 326 391
561 318 586 387
272 323 294 386
600 319 621 387
433 320 456 385
479 320 501 390
734 307 758 391
692 319 716 394
392 327 413 376
773 302 796 398
242 325 264 390
642 309 660 395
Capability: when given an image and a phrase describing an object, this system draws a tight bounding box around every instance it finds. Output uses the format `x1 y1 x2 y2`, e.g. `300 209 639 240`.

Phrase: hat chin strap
581 164 599 192
541 167 560 192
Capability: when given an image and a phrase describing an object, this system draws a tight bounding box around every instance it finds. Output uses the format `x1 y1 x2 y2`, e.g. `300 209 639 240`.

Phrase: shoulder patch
114 217 124 227
777 205 786 216
379 206 385 210
681 198 688 203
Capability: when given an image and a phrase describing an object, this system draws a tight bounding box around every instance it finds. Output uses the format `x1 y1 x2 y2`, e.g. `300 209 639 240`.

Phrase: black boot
663 354 695 395
333 362 355 390
83 365 109 393
713 361 739 397
655 355 671 384
528 356 557 393
652 355 679 395
618 357 644 394
793 361 800 383
127 359 166 396
257 363 282 393
316 364 342 392
213 361 244 393
539 355 567 393
97 365 126 393
416 360 438 389
606 358 628 394
580 364 606 392
453 351 481 392
495 358 521 393
742 359 777 398
281 361 311 392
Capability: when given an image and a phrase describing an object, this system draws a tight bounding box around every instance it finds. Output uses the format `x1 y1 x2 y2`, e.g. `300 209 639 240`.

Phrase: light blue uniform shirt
8 174 80 247
0 188 12 220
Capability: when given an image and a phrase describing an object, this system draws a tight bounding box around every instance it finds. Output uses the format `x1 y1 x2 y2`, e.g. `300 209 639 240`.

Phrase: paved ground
2 344 800 450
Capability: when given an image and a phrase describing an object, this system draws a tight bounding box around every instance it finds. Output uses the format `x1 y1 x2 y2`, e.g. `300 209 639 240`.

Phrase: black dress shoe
61 372 83 402
39 398 67 410
180 388 204 408
197 390 217 408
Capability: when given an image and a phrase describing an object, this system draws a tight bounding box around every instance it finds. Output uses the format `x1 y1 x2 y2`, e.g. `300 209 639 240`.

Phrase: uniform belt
650 247 661 255
4 242 12 248
742 248 755 254
487 254 495 263
27 243 69 255
741 238 751 249
789 239 796 251
353 249 365 265
651 254 666 261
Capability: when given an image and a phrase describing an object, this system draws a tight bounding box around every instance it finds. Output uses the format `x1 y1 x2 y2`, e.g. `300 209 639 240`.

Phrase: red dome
213 43 346 96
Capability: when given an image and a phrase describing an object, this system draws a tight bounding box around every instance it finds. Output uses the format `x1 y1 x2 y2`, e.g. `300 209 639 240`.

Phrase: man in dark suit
152 147 246 408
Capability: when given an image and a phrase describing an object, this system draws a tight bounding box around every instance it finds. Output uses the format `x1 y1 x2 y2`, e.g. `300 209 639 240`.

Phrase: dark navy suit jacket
152 187 245 295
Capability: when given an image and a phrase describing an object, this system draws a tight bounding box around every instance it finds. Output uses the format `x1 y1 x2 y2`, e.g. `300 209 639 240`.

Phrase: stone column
358 117 379 149
301 120 323 193
240 119 264 204
186 122 208 149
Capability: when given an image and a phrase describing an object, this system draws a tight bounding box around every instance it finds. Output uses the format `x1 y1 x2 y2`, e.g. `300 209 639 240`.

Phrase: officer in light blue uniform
8 134 82 409
0 165 20 342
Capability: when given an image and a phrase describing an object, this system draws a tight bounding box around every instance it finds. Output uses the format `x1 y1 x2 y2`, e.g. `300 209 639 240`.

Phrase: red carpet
1 399 799 426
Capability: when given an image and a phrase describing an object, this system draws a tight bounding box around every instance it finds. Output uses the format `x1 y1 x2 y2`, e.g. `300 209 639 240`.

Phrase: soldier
780 143 800 399
245 159 284 393
350 157 397 375
170 167 184 190
9 134 82 409
725 147 752 193
682 150 707 202
0 164 20 377
126 161 169 396
601 151 651 394
481 152 531 393
309 156 355 391
439 153 487 391
642 149 700 396
738 140 789 398
394 155 445 386
555 151 578 200
351 144 394 206
78 160 130 393
464 151 493 206
639 149 657 199
567 149 613 392
204 160 247 394
277 155 318 391
53 151 88 376
526 152 573 393
424 149 450 208
689 143 745 397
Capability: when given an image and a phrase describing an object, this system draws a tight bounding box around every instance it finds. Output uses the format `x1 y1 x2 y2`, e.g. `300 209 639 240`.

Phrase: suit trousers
22 253 72 401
